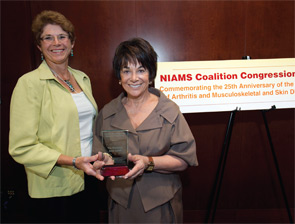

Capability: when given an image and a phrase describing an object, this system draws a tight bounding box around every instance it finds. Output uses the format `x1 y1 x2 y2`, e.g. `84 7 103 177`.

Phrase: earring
149 81 153 85
71 49 74 57
41 53 44 61
119 81 122 85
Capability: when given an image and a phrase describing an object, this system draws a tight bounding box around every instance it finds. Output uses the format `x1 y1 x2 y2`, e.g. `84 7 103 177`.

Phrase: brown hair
113 37 158 81
31 10 75 46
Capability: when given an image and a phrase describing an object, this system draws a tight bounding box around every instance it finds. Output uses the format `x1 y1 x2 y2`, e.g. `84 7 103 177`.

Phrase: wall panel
246 1 294 59
136 1 247 61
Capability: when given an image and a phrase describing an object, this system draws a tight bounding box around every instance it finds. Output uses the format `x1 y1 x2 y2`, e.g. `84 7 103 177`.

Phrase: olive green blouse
9 61 97 198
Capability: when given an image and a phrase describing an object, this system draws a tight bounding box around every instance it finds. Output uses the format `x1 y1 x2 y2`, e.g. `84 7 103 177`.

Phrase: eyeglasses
40 34 69 43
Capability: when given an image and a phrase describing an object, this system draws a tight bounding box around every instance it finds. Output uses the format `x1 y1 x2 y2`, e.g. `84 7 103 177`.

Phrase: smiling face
120 61 150 100
38 24 74 66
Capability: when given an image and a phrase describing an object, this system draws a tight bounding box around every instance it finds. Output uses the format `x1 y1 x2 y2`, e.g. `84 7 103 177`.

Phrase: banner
155 58 295 113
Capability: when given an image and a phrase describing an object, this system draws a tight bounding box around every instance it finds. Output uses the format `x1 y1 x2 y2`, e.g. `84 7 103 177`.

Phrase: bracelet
72 157 78 169
103 152 112 160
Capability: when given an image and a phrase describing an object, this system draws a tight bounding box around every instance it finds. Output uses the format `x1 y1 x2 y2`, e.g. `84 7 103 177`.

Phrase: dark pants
27 175 106 223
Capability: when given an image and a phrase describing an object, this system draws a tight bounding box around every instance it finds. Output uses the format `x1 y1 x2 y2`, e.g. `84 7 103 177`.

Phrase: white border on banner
155 58 295 113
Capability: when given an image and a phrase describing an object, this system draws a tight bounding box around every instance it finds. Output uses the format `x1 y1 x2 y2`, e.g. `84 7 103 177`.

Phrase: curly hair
31 10 75 46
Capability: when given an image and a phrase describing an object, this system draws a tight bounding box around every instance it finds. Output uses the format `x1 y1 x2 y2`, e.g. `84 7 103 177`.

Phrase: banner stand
205 106 293 223
261 106 293 224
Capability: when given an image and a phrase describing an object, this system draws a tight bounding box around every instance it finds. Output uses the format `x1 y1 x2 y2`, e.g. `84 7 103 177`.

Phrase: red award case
101 165 129 177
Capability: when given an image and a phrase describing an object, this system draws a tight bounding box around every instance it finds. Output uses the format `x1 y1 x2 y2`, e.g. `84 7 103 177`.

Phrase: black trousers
27 175 106 223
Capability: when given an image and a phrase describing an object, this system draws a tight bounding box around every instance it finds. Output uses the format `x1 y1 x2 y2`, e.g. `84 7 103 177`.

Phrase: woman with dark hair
92 37 198 223
9 10 100 222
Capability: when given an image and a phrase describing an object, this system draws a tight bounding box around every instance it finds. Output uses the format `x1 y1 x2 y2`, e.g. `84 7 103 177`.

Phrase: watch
145 156 155 172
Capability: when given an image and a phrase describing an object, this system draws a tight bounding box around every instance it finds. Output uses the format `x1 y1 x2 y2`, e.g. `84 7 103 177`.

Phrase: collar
102 88 180 133
37 60 88 82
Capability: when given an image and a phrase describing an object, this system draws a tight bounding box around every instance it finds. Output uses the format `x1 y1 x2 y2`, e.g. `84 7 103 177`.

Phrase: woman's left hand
123 153 149 179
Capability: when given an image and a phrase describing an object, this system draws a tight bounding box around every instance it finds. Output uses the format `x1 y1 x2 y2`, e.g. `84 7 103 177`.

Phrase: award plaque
101 130 129 176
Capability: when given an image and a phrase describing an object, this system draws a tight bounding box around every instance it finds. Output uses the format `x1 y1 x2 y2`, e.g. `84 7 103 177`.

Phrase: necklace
51 69 76 93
